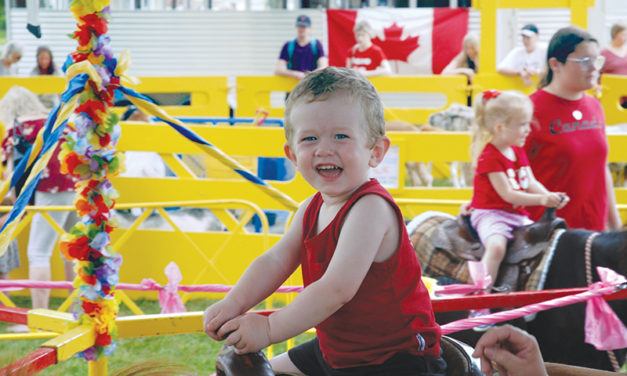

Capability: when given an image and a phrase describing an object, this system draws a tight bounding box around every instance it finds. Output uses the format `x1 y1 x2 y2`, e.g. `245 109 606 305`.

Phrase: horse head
215 345 274 376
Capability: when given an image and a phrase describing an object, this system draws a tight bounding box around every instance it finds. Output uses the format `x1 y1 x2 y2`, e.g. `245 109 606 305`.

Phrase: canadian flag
327 8 469 74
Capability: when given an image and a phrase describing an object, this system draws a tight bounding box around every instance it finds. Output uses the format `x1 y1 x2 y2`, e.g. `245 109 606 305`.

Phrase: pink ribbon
0 279 304 293
140 262 187 314
584 267 627 350
435 261 492 296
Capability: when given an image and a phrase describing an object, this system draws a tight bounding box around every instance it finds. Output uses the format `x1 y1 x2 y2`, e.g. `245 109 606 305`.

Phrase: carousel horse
407 209 627 371
215 336 482 376
213 338 620 376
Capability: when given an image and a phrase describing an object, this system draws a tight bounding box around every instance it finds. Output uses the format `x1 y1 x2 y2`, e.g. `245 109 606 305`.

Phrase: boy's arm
219 195 396 353
488 171 563 208
204 198 309 340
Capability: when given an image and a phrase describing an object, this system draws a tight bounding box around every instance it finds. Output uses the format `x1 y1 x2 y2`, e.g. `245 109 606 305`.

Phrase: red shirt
301 179 441 369
525 90 608 230
600 48 627 75
1 117 76 193
346 44 386 71
470 143 530 216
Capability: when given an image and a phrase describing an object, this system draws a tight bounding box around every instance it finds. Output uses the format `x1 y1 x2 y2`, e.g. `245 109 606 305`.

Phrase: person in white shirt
497 24 547 86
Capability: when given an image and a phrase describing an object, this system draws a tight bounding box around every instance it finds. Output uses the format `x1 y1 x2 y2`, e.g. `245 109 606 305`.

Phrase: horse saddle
216 336 482 376
427 209 566 290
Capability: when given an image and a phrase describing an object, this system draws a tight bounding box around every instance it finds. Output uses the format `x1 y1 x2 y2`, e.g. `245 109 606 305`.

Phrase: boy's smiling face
285 92 389 203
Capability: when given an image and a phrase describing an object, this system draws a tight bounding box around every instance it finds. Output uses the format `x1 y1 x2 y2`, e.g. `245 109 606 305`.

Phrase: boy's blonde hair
284 67 385 147
353 21 374 38
470 90 533 167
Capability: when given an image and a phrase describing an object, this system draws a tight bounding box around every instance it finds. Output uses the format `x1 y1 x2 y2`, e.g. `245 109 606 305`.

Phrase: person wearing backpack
275 15 328 80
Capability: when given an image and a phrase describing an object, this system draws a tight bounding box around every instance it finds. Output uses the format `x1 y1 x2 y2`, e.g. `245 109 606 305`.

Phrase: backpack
286 38 319 70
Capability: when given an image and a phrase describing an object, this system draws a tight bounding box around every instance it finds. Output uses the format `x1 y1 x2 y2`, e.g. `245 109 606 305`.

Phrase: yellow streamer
126 95 299 211
115 50 139 87
67 61 103 90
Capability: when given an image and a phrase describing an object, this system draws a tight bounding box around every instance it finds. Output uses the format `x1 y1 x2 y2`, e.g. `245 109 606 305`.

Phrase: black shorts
287 338 447 376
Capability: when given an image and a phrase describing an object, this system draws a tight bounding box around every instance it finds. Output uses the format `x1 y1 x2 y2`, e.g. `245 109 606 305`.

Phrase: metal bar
246 287 627 315
42 325 95 361
431 287 627 312
0 305 29 324
0 347 57 375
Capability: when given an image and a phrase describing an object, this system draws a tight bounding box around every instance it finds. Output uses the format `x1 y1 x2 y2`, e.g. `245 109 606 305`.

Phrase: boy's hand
203 299 242 341
219 313 272 354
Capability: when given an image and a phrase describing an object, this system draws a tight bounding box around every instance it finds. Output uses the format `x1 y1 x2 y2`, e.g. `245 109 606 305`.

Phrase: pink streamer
434 261 491 297
0 280 304 293
140 263 189 313
441 284 620 335
585 267 627 350
468 261 492 290
160 262 187 314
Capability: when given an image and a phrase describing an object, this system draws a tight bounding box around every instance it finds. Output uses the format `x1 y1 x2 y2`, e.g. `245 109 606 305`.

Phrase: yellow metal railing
3 199 283 302
112 124 627 214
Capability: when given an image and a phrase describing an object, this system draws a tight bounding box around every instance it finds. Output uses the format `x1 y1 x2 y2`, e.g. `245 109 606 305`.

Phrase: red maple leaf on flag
372 22 420 62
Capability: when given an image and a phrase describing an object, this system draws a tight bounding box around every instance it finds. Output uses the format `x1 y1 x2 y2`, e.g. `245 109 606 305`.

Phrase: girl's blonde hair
353 20 374 38
470 90 533 168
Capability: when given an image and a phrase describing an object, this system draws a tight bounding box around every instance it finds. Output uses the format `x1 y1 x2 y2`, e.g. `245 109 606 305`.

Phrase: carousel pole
58 0 125 369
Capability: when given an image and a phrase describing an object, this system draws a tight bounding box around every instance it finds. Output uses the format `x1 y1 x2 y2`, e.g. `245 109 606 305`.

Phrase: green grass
0 296 314 375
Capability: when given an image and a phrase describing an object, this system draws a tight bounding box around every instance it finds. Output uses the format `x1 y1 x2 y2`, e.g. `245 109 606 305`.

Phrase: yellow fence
4 123 627 300
236 75 469 125
2 73 626 125
0 75 230 121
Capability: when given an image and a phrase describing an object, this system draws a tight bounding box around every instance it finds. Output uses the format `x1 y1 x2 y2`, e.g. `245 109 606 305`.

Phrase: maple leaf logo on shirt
372 22 420 62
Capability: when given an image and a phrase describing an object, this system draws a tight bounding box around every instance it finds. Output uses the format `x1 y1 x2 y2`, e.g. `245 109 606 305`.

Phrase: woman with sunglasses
524 26 621 231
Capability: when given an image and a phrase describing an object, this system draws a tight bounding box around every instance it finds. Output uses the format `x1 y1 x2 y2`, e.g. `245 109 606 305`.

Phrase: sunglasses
566 55 605 70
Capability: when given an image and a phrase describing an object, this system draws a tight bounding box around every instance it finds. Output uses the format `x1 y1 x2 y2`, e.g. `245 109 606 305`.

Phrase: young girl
469 90 569 289
345 21 392 77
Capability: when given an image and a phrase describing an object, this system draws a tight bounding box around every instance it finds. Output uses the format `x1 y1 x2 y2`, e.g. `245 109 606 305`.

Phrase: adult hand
472 325 546 376
203 299 243 341
218 313 272 354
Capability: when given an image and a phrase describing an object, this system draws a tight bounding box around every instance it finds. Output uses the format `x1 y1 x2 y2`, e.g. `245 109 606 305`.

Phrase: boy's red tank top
301 179 441 369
